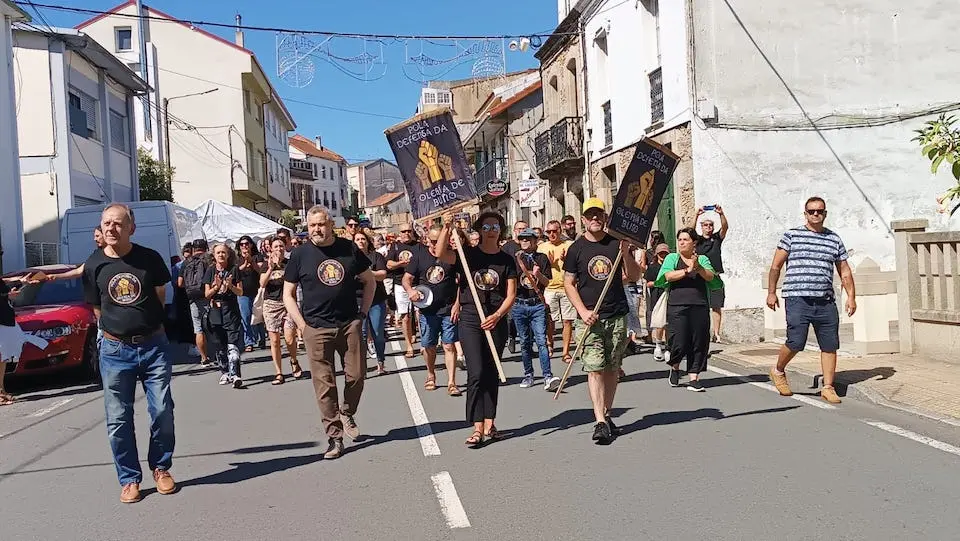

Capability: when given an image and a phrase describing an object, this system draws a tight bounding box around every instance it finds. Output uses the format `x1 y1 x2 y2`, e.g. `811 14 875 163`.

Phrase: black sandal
465 430 484 448
291 361 304 379
271 374 285 385
484 426 502 441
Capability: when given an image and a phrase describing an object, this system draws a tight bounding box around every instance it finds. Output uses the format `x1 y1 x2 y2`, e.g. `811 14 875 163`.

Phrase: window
322 166 326 179
422 89 437 105
257 150 265 184
109 110 128 153
243 90 251 113
602 100 612 149
312 162 317 177
436 91 452 106
315 189 320 201
68 88 99 140
115 27 132 52
332 198 337 210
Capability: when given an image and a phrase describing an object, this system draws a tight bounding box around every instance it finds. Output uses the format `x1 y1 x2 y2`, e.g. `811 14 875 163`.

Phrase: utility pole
163 97 170 170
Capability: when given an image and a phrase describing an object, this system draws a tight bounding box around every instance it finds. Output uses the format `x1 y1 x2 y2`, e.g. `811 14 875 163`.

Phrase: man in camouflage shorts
563 198 641 444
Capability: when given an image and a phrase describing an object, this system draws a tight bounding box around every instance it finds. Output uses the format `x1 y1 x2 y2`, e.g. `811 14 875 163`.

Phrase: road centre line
861 420 960 458
387 339 441 457
707 365 837 410
431 471 471 529
30 398 74 418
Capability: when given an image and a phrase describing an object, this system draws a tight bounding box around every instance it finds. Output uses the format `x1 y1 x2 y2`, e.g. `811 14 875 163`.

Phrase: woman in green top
655 227 722 392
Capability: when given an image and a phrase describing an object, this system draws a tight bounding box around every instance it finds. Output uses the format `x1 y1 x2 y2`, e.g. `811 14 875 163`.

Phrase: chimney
315 135 322 150
235 14 244 47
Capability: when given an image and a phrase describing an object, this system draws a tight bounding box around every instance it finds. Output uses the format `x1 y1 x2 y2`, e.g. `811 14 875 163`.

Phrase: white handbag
251 288 265 326
650 290 669 329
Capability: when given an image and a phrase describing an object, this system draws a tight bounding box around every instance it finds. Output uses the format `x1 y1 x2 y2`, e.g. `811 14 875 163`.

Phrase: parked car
2 264 99 379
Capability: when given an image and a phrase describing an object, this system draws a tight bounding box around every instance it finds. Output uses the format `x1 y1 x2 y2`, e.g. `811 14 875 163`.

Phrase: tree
138 148 174 202
913 113 960 215
279 209 299 230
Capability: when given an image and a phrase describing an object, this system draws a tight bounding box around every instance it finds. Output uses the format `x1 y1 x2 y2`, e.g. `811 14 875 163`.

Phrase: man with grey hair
283 206 376 459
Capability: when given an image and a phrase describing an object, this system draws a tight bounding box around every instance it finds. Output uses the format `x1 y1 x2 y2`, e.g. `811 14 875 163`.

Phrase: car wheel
83 329 101 382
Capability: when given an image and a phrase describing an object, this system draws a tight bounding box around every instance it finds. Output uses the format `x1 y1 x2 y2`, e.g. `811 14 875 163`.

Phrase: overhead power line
18 2 569 40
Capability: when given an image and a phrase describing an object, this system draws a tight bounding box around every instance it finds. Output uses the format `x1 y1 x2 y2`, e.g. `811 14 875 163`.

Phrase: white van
60 201 205 304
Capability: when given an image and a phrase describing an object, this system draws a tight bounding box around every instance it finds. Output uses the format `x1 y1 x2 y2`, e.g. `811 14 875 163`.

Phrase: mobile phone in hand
702 205 716 211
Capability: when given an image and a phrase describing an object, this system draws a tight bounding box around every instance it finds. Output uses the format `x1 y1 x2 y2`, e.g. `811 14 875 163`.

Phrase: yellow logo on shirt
587 255 613 281
107 272 142 305
317 260 345 286
473 269 500 291
426 265 445 284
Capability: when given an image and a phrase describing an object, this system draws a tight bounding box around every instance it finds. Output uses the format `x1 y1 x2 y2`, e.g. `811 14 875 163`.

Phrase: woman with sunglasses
353 231 390 375
260 236 304 384
435 211 517 448
235 235 265 352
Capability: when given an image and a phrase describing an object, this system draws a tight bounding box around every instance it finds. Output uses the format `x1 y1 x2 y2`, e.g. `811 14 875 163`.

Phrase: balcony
474 157 507 199
290 158 315 180
534 116 584 178
649 67 664 124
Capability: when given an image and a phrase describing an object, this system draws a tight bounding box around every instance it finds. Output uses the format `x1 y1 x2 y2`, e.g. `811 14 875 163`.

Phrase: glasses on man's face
347 223 359 227
400 229 412 234
584 212 605 222
546 228 560 234
481 223 501 233
806 209 826 216
428 239 439 245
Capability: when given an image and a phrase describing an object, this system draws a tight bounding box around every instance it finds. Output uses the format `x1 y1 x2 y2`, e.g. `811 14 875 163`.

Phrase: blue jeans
510 302 552 378
237 295 263 348
99 333 175 486
624 284 642 337
363 302 387 362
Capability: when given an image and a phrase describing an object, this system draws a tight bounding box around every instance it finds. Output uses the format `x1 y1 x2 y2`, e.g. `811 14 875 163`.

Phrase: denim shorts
784 296 840 353
419 312 458 348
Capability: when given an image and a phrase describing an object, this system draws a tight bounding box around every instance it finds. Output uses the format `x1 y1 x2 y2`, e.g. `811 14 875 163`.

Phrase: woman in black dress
435 211 517 448
204 243 245 389
235 235 265 352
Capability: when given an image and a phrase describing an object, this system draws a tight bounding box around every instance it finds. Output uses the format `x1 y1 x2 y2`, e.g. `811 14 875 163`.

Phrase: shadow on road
178 453 324 488
618 405 801 436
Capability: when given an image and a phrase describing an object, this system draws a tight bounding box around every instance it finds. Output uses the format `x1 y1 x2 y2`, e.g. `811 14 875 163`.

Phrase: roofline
534 5 584 64
0 0 31 21
269 88 296 130
13 24 149 92
488 80 542 118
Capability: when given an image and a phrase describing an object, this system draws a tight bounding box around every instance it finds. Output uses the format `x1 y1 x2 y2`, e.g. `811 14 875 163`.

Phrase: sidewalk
710 343 960 425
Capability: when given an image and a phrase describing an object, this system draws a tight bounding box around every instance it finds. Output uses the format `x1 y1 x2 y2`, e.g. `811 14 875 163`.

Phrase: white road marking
431 471 471 529
862 420 960 458
388 341 441 457
29 398 74 418
707 366 836 410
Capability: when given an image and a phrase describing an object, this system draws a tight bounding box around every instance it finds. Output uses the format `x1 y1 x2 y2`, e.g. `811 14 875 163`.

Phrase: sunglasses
584 213 605 222
347 223 359 227
546 229 560 233
400 229 412 234
428 239 439 245
240 241 251 245
481 224 501 232
805 209 826 216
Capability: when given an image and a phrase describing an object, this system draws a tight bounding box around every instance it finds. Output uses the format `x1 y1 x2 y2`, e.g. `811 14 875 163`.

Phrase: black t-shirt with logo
457 246 517 315
203 265 242 314
697 235 724 274
262 259 287 302
0 280 15 326
386 241 421 280
406 247 458 315
284 238 371 328
562 234 628 319
514 250 550 301
82 243 171 337
356 251 388 307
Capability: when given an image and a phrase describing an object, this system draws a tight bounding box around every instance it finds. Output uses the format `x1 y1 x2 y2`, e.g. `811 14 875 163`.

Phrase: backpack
182 254 209 301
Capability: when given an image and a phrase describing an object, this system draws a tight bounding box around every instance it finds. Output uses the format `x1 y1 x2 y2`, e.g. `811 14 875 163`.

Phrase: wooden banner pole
553 250 624 400
451 230 507 383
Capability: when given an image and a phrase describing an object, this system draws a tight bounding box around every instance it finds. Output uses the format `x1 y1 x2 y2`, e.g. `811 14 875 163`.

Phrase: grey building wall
689 0 960 311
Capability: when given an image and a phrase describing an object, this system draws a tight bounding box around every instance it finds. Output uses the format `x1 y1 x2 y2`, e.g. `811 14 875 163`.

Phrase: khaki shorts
576 315 628 373
544 289 576 324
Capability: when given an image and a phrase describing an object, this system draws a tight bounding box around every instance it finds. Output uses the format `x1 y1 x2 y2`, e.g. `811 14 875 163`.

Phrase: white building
288 135 347 223
13 25 146 264
260 91 296 219
0 0 28 273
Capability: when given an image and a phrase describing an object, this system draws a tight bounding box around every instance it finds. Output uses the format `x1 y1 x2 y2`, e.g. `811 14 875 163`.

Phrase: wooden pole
452 230 507 383
553 250 623 399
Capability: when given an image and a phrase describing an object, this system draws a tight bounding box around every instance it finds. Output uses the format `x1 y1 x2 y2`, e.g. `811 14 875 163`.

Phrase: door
656 179 676 250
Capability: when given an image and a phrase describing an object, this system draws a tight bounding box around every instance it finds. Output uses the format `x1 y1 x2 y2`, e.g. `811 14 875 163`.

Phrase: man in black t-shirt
386 223 420 357
404 225 460 394
511 228 558 391
499 220 526 354
696 205 729 342
563 198 641 444
283 206 375 460
82 203 176 504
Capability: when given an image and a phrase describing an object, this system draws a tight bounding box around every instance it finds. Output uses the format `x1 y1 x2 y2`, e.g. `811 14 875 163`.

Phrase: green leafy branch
913 113 960 215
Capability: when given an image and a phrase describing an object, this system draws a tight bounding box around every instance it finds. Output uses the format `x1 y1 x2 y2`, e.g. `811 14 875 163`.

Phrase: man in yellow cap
562 197 640 443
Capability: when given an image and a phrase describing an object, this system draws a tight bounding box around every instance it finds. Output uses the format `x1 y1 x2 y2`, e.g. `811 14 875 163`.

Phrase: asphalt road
2 331 960 541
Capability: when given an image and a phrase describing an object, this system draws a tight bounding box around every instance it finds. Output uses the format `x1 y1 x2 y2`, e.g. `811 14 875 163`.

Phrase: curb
709 352 960 427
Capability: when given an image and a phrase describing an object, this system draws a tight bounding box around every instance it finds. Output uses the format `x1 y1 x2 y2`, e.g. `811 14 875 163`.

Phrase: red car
3 265 99 379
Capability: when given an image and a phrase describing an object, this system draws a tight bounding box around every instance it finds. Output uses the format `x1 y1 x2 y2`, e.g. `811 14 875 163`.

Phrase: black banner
385 111 479 221
607 138 680 246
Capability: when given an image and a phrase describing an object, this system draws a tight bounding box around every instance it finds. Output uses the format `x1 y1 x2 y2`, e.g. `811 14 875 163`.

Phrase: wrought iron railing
474 157 507 197
533 116 583 174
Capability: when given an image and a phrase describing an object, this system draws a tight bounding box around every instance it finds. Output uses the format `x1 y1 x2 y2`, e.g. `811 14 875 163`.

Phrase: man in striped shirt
766 197 857 404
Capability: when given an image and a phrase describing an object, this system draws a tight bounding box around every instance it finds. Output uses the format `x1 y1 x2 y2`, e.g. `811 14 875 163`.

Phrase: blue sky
31 0 558 163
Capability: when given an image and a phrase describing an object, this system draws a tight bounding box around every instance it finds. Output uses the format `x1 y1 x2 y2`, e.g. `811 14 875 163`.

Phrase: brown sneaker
153 469 176 495
340 414 360 440
821 386 842 404
120 483 141 504
324 438 345 460
769 368 793 396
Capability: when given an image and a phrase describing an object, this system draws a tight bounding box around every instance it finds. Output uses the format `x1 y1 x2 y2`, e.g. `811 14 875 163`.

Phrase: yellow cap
582 197 606 214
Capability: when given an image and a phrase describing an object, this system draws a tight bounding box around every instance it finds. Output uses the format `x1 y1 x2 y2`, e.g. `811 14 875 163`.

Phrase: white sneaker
231 376 243 389
663 350 671 363
653 345 664 362
544 376 561 392
218 374 230 385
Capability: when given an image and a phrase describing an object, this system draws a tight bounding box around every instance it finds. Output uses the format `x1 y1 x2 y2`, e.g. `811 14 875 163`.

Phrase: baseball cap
582 197 606 214
656 243 670 254
518 228 538 239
